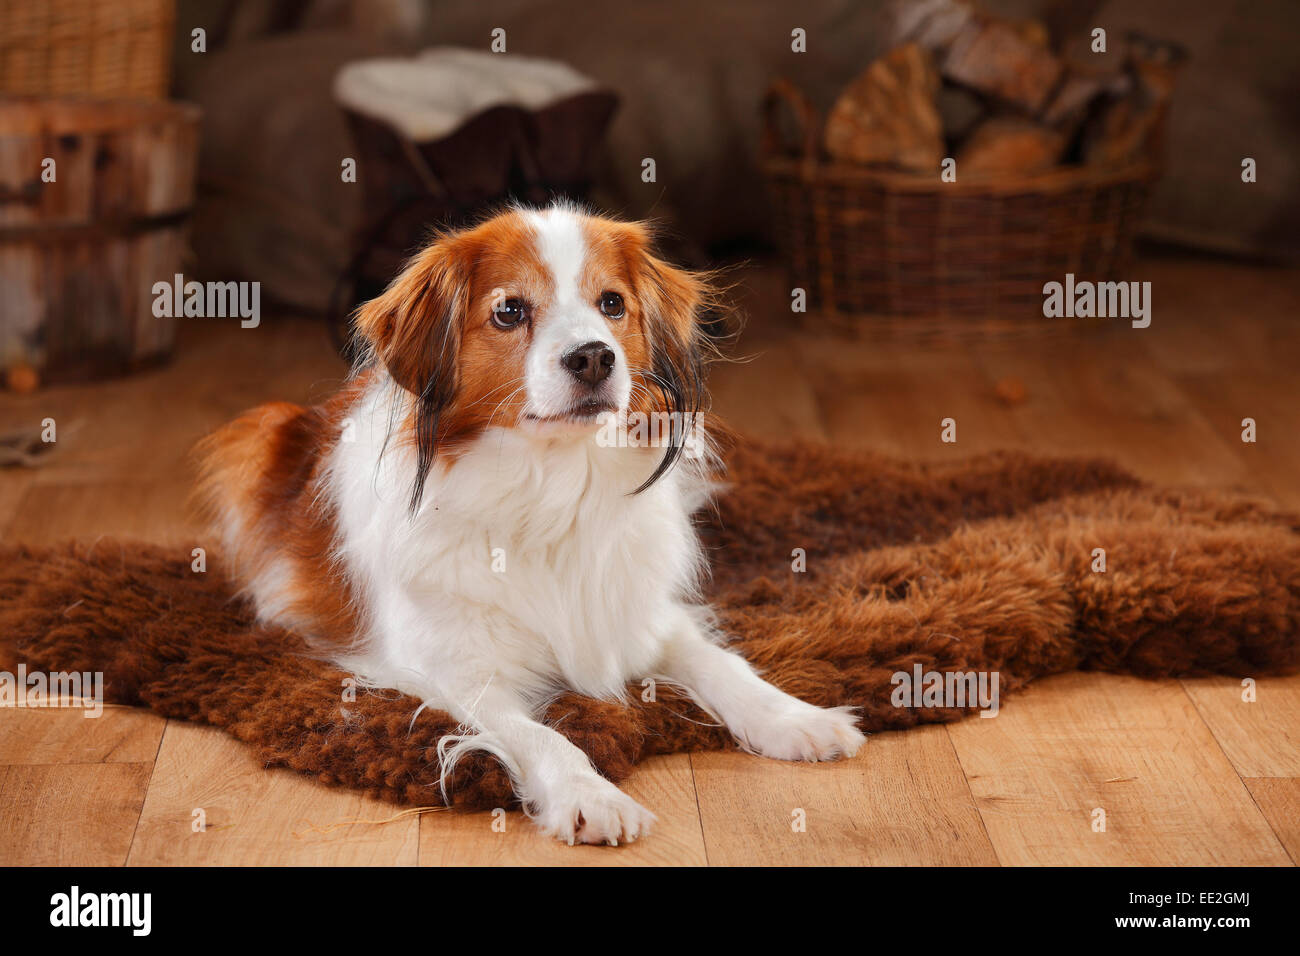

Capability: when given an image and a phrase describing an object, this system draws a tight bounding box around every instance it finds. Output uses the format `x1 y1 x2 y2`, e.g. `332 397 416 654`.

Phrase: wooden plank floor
1 252 1296 866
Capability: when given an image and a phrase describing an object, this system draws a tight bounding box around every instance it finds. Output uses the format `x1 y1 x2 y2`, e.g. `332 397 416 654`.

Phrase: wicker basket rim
762 154 1157 195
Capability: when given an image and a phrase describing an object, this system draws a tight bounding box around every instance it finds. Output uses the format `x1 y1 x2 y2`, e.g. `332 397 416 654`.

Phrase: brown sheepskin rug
2 441 1298 810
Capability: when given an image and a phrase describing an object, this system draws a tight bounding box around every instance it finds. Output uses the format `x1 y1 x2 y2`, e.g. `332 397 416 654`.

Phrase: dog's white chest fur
326 381 704 703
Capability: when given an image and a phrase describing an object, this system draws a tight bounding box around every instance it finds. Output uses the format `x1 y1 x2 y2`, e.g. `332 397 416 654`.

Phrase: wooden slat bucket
0 96 200 384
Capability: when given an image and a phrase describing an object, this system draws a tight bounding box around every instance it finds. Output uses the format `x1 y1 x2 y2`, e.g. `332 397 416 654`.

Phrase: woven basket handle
761 77 820 163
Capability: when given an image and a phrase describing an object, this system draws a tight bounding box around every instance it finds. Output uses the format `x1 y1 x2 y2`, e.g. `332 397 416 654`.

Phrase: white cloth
333 46 598 141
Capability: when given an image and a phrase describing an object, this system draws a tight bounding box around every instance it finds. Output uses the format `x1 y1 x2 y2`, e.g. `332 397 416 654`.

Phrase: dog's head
353 203 713 509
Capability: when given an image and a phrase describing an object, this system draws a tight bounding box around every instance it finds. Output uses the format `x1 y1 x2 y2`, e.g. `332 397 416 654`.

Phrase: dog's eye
599 291 625 319
491 297 528 329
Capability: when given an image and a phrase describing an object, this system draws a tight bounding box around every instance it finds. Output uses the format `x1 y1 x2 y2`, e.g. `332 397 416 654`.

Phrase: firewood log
942 16 1065 113
824 43 944 172
1082 45 1180 167
890 0 976 51
1040 66 1128 128
956 116 1067 175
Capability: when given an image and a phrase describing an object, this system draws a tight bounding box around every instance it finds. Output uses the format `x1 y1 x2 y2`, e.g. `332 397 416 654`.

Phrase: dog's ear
616 224 714 492
353 235 471 401
352 233 475 511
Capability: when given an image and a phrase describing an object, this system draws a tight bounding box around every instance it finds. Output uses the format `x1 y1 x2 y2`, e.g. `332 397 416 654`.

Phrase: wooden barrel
0 96 199 384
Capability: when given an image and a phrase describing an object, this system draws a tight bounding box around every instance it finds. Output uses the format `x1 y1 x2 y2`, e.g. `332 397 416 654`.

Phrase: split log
1083 55 1178 168
890 0 976 51
942 16 1065 113
1040 66 1129 128
956 116 1067 176
824 43 944 172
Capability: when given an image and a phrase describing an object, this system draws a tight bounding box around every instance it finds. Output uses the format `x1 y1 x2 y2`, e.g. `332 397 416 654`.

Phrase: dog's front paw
532 774 656 846
735 700 866 762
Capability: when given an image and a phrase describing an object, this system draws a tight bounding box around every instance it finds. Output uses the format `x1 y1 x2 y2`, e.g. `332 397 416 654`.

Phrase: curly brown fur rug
2 441 1298 809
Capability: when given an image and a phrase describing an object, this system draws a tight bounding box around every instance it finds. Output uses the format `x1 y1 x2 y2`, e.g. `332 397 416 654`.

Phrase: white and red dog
198 203 864 845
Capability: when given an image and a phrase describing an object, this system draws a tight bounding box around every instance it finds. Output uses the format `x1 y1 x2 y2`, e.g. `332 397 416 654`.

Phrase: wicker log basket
761 77 1158 339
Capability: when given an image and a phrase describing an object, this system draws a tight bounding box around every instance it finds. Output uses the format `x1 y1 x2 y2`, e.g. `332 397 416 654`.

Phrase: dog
197 203 865 845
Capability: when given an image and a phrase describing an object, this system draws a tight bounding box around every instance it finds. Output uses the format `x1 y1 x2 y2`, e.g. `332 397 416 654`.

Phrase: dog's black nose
562 341 615 388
